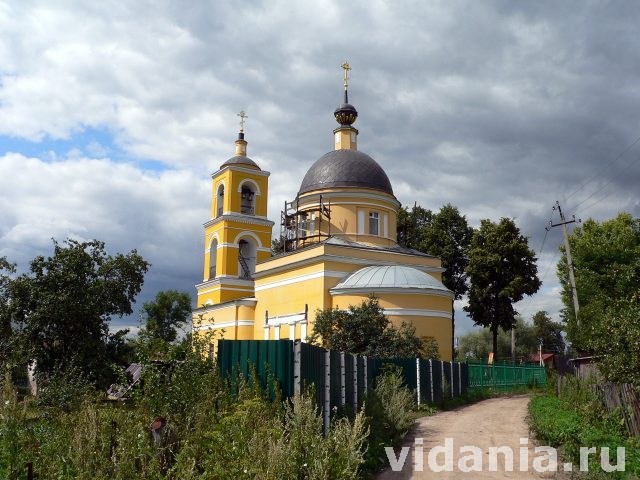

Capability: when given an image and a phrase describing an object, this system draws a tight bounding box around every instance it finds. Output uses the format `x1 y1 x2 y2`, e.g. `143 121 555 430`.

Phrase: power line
573 153 640 216
538 227 549 258
564 133 640 203
572 152 640 211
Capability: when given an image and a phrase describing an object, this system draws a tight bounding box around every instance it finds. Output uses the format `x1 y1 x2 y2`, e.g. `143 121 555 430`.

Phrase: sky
1 0 639 337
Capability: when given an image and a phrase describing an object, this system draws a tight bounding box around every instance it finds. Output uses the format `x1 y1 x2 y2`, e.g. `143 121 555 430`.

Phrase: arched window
209 239 218 279
217 185 225 217
238 238 257 279
240 185 255 215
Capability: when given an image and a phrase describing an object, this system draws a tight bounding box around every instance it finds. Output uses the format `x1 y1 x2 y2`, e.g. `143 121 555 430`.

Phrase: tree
531 311 565 355
271 237 285 255
397 204 472 358
397 204 433 249
0 257 17 373
8 239 149 386
557 213 640 382
458 317 539 361
309 297 432 358
465 218 541 356
558 214 640 345
140 290 192 343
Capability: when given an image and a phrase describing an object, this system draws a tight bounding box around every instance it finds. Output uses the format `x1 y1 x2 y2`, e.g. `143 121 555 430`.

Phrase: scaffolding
280 195 331 253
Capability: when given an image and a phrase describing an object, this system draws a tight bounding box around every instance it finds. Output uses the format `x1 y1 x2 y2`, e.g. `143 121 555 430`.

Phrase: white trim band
193 320 255 331
383 308 452 319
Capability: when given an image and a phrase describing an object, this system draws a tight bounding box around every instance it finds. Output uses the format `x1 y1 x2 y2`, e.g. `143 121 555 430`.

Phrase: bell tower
196 112 274 307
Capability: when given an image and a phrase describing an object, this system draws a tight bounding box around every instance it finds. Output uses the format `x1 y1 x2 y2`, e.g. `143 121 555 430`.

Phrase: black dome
334 103 358 126
298 150 393 196
220 155 260 170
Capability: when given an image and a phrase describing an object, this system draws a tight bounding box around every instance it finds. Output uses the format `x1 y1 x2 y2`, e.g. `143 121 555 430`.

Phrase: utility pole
511 327 516 364
538 342 543 367
547 201 580 320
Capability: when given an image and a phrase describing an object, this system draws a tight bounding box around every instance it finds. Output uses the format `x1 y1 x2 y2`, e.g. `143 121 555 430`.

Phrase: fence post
293 341 301 395
450 362 454 398
363 356 368 391
353 355 358 411
441 360 445 401
458 362 462 396
429 359 434 403
416 358 421 405
340 352 346 407
324 349 330 435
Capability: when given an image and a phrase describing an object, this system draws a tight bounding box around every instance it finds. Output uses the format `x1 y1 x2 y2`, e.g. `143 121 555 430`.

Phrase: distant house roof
530 352 555 362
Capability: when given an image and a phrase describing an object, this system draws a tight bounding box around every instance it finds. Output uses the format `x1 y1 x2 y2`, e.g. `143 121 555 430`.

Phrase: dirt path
377 395 565 479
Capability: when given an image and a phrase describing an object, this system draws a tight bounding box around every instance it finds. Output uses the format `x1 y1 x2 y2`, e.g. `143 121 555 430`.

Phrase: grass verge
529 395 640 478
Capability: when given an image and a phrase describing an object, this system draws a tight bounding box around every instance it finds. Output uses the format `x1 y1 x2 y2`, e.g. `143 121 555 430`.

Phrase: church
192 65 454 360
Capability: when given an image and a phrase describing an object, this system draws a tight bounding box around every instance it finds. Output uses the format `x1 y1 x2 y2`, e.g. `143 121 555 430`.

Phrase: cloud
0 153 208 328
1 0 639 332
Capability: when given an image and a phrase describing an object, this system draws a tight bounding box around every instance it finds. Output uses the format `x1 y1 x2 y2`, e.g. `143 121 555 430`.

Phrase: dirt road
377 395 563 479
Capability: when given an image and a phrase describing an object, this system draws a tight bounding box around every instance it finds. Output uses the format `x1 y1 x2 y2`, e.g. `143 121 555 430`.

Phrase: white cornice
204 213 275 228
192 297 257 314
213 165 271 177
255 252 444 278
330 286 454 299
382 308 452 319
255 270 346 291
193 320 255 331
196 277 255 289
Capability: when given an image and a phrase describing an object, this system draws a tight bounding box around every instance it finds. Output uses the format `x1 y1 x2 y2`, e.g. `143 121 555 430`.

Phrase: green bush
362 366 415 473
35 361 95 411
529 395 640 478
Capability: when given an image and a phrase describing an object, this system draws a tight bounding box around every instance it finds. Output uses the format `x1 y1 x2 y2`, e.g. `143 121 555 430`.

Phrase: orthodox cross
237 110 248 132
341 61 351 90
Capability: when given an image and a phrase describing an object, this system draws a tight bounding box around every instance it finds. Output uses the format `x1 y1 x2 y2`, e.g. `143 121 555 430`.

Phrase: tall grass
0 352 399 479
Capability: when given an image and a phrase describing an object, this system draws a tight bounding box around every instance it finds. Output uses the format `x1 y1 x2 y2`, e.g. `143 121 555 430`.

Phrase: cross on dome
237 110 248 133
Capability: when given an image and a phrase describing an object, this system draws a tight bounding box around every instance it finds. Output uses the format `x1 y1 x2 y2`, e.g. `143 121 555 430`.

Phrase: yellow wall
197 160 273 306
210 167 269 218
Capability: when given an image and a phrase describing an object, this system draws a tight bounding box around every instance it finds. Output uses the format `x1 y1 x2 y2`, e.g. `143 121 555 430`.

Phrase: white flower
4 400 9 405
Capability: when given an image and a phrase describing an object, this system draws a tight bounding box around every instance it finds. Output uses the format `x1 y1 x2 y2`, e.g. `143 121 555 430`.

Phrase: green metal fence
217 340 470 411
217 339 295 397
217 340 546 430
467 361 546 389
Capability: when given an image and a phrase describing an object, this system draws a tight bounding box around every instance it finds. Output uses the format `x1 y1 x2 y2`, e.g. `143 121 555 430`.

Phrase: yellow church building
192 66 454 360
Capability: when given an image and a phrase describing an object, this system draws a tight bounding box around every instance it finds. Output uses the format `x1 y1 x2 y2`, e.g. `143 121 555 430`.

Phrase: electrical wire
573 155 640 217
570 152 640 214
564 133 640 203
537 227 549 258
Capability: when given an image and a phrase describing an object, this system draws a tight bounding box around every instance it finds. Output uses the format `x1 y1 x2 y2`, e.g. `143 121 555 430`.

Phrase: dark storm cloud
1 0 639 331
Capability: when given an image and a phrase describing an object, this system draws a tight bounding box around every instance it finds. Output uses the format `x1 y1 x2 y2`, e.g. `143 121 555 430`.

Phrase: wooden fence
557 374 640 437
600 382 640 437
